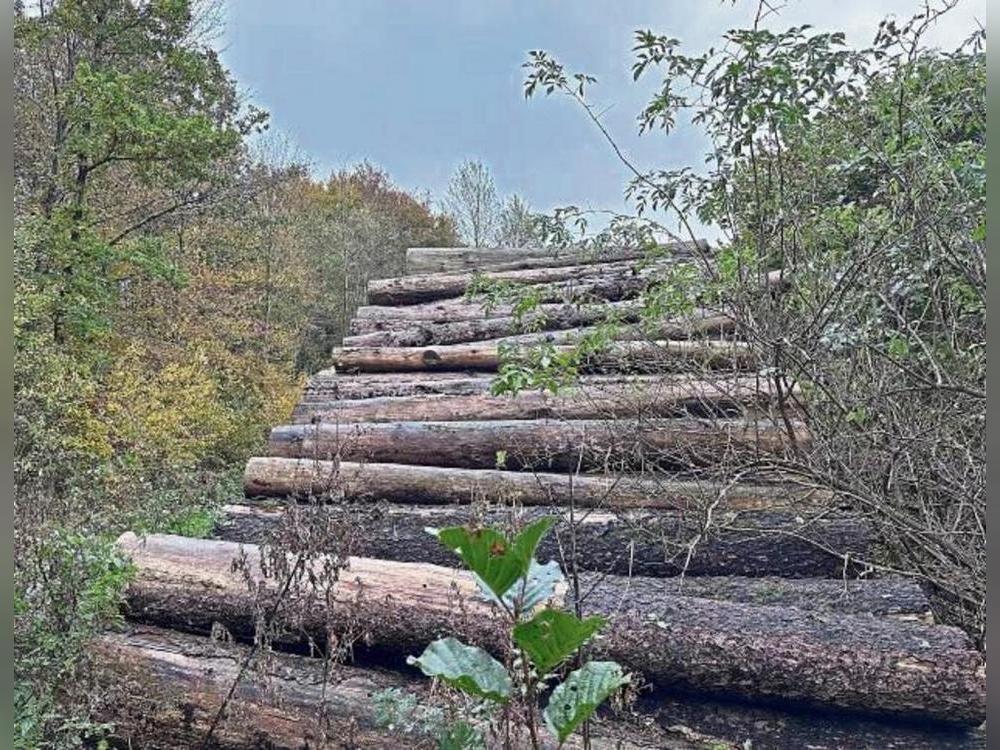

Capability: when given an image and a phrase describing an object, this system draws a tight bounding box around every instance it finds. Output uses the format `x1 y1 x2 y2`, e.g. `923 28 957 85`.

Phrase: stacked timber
97 245 986 747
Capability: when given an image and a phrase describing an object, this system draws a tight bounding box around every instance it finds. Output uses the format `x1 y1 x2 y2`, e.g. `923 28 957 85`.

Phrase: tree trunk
216 503 874 578
243 457 831 511
115 534 986 726
92 625 713 750
636 691 985 750
572 571 932 620
367 258 661 306
403 240 708 275
91 625 422 750
302 372 497 401
342 306 732 348
266 417 807 470
301 373 712 402
330 340 755 374
291 376 783 424
348 299 645 336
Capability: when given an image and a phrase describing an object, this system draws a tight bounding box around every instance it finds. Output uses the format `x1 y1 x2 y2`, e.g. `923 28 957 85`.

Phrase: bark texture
92 625 421 749
331 339 754 374
242 457 832 511
291 376 780 424
216 503 873 578
403 240 707 275
115 534 986 726
367 258 661 305
266 417 808 470
342 309 733 348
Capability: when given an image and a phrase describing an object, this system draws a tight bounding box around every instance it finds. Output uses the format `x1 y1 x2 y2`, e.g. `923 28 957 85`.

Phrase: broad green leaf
543 661 629 744
475 559 565 613
513 609 606 675
407 638 511 703
430 517 555 600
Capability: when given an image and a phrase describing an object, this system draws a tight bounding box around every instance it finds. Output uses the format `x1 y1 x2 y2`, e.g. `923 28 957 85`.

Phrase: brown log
243 457 831 511
291 376 782 424
92 625 420 749
330 339 755 374
116 533 986 725
266 417 807 470
592 598 984 727
216 503 874 578
302 372 496 401
573 571 933 620
638 692 985 750
348 299 645 336
116 531 507 654
301 372 705 402
342 311 735 348
93 625 711 750
367 258 661 306
403 240 708 275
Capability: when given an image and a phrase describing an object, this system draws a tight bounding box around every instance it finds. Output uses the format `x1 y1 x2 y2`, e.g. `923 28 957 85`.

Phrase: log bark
243 457 832 511
403 240 708 275
342 307 732 348
302 372 496 401
591 597 984 726
573 571 932 620
266 418 807 470
93 625 712 750
367 258 661 306
216 503 874 578
92 625 421 749
116 533 986 726
348 299 645 336
638 691 985 750
116 531 507 654
291 376 782 424
330 339 755 373
301 373 707 402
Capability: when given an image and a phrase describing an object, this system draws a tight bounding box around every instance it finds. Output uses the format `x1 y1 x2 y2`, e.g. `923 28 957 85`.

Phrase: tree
496 194 541 248
444 159 501 246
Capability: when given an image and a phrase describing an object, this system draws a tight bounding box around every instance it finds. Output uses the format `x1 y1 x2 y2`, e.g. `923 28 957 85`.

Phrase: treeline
13 2 461 744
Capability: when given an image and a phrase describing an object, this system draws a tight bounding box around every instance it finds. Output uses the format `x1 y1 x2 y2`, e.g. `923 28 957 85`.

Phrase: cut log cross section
100 244 987 745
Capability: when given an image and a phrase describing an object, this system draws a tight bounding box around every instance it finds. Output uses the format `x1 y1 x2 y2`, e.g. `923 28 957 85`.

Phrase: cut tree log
300 372 708 402
93 625 715 750
348 299 646 336
342 307 733 348
216 503 874 578
301 372 497 401
638 691 985 750
91 625 421 749
403 240 708 275
367 257 662 305
243 457 832 511
330 339 755 373
266 417 808 470
291 376 784 424
115 533 987 726
592 598 985 727
572 571 933 620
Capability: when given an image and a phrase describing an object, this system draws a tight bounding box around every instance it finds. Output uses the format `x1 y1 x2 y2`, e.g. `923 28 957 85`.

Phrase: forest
13 1 985 749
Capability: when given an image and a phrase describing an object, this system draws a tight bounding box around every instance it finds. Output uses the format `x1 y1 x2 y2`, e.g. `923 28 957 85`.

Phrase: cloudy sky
219 1 985 234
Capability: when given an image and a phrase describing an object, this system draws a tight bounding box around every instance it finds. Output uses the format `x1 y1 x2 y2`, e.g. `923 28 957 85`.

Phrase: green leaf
431 517 555 600
513 609 606 675
543 661 629 744
477 559 565 613
407 638 511 703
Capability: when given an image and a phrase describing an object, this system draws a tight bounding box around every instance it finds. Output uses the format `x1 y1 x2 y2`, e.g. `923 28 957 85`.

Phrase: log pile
96 245 986 746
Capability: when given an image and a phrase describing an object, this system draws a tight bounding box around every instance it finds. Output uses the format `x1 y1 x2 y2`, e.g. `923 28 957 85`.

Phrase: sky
218 0 985 237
